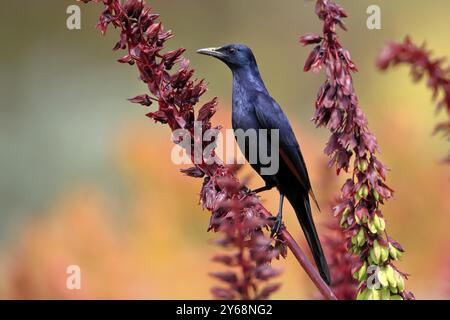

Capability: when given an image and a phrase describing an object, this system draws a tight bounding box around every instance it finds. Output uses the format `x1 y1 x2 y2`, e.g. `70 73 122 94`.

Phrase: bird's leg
270 193 284 238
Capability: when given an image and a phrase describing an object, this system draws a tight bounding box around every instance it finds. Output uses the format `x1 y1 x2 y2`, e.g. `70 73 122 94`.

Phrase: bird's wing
253 93 320 210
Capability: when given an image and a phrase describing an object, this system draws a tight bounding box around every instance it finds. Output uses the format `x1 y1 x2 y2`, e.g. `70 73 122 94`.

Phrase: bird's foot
269 215 283 238
243 187 254 196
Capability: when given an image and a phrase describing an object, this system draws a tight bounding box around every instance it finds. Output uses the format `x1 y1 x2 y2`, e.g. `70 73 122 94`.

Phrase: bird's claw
270 215 283 238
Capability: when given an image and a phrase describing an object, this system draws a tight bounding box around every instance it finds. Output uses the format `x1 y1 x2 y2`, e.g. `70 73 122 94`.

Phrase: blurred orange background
0 0 449 299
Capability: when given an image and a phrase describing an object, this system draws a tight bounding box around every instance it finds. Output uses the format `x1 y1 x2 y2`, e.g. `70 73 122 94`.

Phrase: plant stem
257 205 337 300
281 230 338 300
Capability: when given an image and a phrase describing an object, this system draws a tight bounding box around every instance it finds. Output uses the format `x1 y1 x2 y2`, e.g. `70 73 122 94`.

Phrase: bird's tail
289 193 331 285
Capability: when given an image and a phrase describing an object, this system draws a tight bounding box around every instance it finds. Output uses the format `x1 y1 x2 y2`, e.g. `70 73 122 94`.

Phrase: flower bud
357 159 368 172
356 228 366 246
389 243 398 260
396 272 405 291
367 288 381 300
389 243 403 260
377 268 389 287
378 217 386 232
368 220 378 234
373 189 380 202
373 214 381 229
353 262 367 281
370 240 382 264
356 288 369 300
361 185 369 198
354 213 361 225
351 245 361 255
380 245 389 263
340 214 348 228
381 287 391 300
386 265 397 288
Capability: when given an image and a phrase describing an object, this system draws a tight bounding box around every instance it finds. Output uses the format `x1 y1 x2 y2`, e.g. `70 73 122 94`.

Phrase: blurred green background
0 0 449 299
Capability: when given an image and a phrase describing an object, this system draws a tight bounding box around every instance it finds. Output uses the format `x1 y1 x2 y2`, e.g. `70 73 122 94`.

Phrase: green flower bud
356 288 369 300
373 214 381 229
388 244 397 260
390 295 403 301
370 215 386 234
377 268 389 287
379 217 386 231
370 249 381 265
381 287 391 300
357 159 368 172
353 262 368 281
361 185 369 198
367 253 375 265
356 228 366 246
374 240 382 258
362 213 369 224
357 187 364 198
367 288 381 300
396 272 405 292
343 207 350 216
389 243 401 260
359 262 368 281
369 248 378 264
373 189 380 202
373 215 386 233
380 245 389 263
368 220 378 234
340 213 348 228
386 265 397 288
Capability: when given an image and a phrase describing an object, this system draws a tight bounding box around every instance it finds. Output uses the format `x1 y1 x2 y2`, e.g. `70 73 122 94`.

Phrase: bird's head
196 44 257 70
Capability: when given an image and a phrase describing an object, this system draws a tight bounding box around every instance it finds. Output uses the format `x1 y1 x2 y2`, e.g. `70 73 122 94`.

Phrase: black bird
197 44 331 285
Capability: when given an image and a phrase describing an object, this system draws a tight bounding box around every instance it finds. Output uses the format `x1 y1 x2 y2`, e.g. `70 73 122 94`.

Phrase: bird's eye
228 48 235 54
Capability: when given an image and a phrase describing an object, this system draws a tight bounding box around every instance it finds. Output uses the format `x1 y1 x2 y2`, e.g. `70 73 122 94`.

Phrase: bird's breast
231 83 259 130
231 100 259 132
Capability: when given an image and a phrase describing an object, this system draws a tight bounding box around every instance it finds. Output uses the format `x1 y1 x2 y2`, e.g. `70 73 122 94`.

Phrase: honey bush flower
203 167 282 299
301 0 414 300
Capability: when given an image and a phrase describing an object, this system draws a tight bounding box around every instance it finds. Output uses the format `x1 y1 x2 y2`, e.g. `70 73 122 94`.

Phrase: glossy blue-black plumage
198 44 331 285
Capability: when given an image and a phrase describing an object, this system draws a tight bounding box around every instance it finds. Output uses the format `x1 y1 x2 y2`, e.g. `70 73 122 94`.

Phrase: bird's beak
196 47 224 59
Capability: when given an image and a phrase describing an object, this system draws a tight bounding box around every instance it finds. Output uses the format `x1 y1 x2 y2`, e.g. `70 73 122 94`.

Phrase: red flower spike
301 0 413 300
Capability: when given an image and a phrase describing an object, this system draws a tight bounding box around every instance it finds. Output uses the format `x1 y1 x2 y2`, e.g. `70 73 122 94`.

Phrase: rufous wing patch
279 148 321 212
